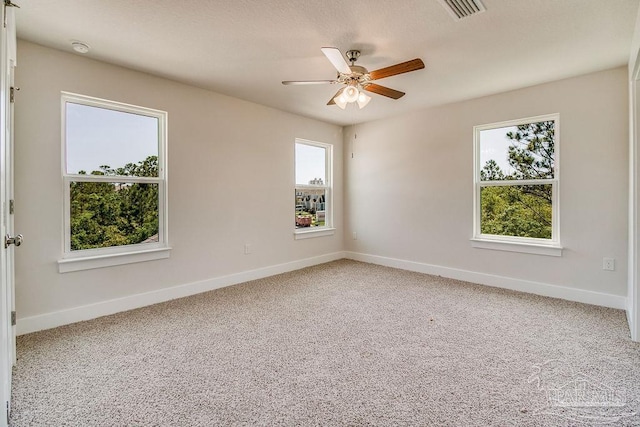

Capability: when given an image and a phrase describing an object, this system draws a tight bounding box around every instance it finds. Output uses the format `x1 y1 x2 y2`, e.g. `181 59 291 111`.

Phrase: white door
0 2 18 426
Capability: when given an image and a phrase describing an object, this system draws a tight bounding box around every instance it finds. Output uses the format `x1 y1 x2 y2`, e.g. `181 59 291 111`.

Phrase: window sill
58 246 171 273
470 238 562 257
294 227 336 240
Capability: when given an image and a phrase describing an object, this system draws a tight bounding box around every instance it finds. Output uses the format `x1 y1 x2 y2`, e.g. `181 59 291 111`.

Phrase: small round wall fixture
71 41 90 54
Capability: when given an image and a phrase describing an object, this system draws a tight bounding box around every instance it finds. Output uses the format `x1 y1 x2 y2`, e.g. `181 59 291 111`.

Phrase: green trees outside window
70 156 159 250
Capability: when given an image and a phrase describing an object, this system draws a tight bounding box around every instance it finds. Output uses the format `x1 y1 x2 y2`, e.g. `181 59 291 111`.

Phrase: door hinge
5 400 8 425
11 311 15 326
3 0 19 29
9 199 14 214
9 87 18 103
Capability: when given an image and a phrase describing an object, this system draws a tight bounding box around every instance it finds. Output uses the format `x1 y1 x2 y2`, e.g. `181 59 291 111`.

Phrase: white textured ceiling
15 0 640 126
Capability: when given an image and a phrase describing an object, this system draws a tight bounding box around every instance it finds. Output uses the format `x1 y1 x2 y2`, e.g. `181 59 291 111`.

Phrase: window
294 139 333 239
59 92 169 272
472 114 561 256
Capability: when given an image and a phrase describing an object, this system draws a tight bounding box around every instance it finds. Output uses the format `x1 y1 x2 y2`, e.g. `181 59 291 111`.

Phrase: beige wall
344 67 629 298
15 41 344 320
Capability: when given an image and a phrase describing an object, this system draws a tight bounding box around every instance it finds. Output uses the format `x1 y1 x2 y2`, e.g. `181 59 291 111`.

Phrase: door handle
5 233 22 248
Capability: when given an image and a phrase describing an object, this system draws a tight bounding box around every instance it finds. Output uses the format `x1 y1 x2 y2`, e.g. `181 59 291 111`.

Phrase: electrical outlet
244 244 252 255
603 258 615 271
352 232 357 240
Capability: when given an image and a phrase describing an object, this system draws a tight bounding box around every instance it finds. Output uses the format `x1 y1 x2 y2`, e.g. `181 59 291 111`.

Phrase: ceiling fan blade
327 87 345 105
369 58 425 81
282 80 338 85
321 47 352 75
362 83 405 99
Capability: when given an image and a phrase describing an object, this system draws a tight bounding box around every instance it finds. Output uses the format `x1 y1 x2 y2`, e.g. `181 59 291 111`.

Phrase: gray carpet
9 260 640 426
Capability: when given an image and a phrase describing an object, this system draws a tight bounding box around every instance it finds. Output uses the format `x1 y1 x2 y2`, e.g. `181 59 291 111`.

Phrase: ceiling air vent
437 0 486 20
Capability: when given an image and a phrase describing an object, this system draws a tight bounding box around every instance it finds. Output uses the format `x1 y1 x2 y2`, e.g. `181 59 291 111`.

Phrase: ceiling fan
282 48 425 109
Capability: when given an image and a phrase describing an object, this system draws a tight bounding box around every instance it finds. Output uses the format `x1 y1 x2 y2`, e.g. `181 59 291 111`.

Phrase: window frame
472 113 562 256
294 138 334 239
58 92 170 272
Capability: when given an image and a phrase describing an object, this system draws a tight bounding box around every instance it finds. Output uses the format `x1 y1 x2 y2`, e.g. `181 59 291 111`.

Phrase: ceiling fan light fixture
343 84 359 103
334 94 348 109
357 91 371 109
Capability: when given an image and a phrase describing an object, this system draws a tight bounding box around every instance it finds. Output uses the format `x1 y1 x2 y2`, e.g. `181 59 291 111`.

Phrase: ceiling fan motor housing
344 65 371 87
348 65 368 76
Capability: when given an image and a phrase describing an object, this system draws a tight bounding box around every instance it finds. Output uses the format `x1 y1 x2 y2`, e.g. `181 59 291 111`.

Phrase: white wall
345 67 629 304
14 41 343 331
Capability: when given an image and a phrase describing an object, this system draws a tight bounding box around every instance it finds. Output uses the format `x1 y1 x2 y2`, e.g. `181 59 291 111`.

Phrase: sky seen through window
66 102 158 175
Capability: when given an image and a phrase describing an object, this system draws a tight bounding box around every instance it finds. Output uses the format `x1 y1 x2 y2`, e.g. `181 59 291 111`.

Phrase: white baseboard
345 251 627 310
17 251 346 335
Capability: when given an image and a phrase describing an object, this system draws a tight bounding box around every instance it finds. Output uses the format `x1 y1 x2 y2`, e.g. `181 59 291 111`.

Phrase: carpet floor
9 260 640 426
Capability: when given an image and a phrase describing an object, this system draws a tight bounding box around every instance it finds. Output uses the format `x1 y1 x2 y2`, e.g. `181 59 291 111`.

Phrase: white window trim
470 238 562 257
58 247 171 273
294 138 333 239
472 113 562 256
59 92 170 272
294 228 336 240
